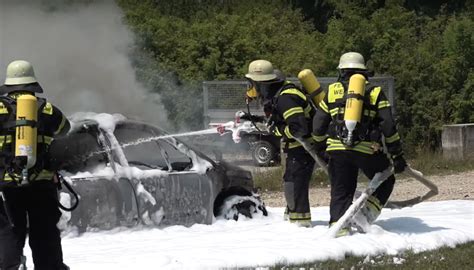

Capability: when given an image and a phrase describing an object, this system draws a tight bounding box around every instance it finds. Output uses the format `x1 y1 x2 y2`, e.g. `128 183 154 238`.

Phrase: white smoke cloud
0 0 169 128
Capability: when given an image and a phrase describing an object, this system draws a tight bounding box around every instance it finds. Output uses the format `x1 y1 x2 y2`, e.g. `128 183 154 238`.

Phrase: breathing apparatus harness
0 94 46 184
331 79 379 147
0 95 79 212
263 82 296 135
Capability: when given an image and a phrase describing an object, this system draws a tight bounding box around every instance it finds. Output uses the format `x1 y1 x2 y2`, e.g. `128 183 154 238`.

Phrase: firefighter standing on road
245 60 318 227
0 60 70 269
312 52 407 236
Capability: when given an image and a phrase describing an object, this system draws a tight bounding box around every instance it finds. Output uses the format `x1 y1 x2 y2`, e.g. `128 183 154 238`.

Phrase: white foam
22 200 472 270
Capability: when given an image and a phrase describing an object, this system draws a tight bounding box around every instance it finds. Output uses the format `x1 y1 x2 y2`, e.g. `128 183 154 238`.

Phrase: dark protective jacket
312 80 403 156
0 93 70 183
270 82 316 150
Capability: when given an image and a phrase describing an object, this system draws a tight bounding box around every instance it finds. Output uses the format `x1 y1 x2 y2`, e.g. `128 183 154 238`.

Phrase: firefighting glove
297 137 330 166
392 154 407 174
315 140 327 152
266 114 278 134
313 139 329 164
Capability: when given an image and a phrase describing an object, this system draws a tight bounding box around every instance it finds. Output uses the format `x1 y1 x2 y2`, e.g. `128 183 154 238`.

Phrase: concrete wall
442 124 474 160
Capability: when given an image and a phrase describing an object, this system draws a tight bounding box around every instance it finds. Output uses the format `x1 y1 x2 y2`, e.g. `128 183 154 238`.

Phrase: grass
253 150 474 192
263 241 474 270
249 151 474 270
252 166 329 192
408 150 474 176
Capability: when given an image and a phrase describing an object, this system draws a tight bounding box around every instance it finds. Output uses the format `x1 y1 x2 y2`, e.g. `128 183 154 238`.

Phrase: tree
118 0 324 130
118 0 473 152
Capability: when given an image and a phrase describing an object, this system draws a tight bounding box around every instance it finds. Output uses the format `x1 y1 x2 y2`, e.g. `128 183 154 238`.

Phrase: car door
50 122 138 232
112 122 215 226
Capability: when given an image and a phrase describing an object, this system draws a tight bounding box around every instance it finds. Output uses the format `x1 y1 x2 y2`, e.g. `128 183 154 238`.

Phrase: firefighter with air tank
310 52 407 236
0 60 70 269
244 60 326 227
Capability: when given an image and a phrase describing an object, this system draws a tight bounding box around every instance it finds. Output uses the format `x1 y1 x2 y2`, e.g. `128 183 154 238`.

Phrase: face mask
245 79 258 101
255 80 283 101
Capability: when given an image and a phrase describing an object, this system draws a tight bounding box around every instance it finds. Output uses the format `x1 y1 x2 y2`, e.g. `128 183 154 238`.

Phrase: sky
23 200 474 269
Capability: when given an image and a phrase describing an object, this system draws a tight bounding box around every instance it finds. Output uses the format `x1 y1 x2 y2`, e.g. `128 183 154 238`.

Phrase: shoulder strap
0 96 47 130
278 83 307 101
36 97 47 114
272 82 298 105
277 82 298 95
0 95 16 111
36 98 48 133
0 96 17 130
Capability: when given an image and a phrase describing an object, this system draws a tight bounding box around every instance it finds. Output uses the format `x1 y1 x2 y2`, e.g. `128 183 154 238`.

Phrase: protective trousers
283 148 315 224
0 180 66 270
327 151 395 224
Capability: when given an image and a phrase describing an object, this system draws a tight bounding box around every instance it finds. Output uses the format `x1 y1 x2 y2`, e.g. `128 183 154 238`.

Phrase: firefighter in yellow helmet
312 52 407 236
0 60 70 269
245 60 319 227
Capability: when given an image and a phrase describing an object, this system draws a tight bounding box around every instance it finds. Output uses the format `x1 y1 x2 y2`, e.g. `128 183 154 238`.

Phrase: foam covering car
49 113 267 233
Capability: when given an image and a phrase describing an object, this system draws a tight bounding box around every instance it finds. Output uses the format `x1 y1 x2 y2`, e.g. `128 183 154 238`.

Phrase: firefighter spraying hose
241 59 318 227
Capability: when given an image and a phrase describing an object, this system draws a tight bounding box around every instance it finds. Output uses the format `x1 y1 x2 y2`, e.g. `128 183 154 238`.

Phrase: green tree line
117 0 473 153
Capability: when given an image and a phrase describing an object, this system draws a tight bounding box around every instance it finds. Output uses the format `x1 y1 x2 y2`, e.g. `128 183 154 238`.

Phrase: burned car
49 113 267 232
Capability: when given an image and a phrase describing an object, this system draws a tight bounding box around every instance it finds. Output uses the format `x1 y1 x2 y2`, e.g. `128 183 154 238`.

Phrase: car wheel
251 140 276 167
218 195 268 221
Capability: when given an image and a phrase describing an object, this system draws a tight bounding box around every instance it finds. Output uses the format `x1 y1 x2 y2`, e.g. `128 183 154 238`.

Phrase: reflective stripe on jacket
313 81 402 156
272 82 315 149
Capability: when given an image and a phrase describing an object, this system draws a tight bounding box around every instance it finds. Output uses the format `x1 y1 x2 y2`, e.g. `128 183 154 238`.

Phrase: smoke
0 0 169 128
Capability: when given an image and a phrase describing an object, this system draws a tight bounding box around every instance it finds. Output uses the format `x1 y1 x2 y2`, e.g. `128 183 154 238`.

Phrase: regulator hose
57 174 80 212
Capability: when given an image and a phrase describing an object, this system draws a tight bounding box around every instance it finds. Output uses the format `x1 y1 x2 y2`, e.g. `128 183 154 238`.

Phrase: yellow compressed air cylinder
298 69 325 107
15 94 37 169
344 74 366 134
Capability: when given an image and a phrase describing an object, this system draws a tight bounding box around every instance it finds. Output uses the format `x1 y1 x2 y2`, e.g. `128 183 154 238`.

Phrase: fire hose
295 137 438 209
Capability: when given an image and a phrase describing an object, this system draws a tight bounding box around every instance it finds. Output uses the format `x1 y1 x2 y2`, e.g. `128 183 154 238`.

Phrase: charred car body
50 113 267 232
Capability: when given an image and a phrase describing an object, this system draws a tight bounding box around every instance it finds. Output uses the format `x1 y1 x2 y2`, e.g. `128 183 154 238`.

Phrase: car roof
68 115 216 167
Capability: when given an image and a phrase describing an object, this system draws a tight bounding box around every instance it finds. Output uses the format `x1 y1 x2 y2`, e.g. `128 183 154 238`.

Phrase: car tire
218 195 268 221
251 140 276 167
